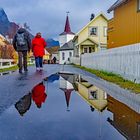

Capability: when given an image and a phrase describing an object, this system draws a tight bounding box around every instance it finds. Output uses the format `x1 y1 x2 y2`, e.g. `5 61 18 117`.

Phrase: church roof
107 0 128 13
60 15 75 35
58 40 74 51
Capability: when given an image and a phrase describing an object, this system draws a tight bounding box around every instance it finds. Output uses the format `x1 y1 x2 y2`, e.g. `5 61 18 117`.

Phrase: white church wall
59 35 67 47
59 50 74 64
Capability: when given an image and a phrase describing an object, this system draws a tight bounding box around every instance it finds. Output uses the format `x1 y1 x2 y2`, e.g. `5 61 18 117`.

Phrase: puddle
0 71 15 76
0 72 140 140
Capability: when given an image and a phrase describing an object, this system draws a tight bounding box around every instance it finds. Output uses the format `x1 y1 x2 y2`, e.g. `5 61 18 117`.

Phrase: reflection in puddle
58 72 140 140
32 82 47 109
13 72 140 140
15 82 47 116
59 73 107 112
0 71 15 76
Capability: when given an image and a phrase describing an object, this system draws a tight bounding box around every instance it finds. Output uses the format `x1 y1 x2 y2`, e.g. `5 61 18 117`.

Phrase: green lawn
74 65 140 93
0 65 18 73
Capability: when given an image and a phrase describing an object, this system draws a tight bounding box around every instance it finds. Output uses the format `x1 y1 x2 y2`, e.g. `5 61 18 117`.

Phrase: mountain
46 38 60 48
0 8 18 38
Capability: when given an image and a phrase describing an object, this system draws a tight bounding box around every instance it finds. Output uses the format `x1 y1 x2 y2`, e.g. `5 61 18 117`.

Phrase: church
59 13 75 64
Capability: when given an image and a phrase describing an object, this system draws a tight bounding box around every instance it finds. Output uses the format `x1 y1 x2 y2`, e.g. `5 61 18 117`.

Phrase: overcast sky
0 0 116 40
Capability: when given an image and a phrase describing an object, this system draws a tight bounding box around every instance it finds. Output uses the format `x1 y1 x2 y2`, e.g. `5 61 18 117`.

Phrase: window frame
89 26 98 36
83 47 88 53
69 52 72 57
62 52 65 60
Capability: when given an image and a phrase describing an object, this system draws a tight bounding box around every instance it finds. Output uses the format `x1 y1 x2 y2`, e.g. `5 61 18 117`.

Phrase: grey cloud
0 0 116 39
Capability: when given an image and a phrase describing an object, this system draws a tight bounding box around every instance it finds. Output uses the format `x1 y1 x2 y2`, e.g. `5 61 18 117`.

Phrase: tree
23 23 31 31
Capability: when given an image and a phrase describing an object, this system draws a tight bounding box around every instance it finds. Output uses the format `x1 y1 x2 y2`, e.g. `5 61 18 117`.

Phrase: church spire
64 12 71 33
59 12 75 35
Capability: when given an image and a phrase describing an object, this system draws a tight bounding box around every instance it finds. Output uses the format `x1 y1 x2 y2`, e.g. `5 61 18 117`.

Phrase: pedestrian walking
53 56 57 64
32 32 47 71
13 26 31 73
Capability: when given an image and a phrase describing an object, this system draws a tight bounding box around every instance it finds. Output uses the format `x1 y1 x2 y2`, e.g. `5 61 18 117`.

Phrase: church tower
59 13 75 47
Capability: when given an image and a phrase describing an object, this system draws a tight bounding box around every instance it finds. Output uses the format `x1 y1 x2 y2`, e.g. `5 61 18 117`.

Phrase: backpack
16 33 27 46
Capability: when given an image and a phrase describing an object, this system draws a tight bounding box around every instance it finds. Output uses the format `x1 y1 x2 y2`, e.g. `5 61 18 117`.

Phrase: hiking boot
19 69 22 74
24 68 28 72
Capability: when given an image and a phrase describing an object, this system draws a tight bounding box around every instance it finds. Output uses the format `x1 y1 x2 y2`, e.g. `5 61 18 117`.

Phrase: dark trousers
18 51 27 71
35 57 43 68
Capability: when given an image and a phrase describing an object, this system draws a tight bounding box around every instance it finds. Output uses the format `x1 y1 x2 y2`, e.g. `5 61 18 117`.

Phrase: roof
58 40 74 51
76 13 108 36
77 38 98 46
107 0 128 13
59 15 75 35
46 46 60 55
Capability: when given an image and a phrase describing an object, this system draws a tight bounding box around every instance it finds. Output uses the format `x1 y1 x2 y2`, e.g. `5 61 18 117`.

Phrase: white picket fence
0 59 15 69
70 57 80 65
71 43 140 83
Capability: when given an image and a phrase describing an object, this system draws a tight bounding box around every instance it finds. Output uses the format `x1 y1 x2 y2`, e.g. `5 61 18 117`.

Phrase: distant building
46 46 59 63
73 13 108 57
59 14 75 64
59 40 74 64
107 0 140 49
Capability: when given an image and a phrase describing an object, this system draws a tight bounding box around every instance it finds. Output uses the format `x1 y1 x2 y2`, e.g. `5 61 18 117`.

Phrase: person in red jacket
32 32 47 71
32 82 47 108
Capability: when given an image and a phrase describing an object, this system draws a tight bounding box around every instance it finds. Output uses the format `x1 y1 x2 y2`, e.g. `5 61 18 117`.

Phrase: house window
84 48 88 53
104 27 107 37
69 52 72 57
89 27 98 36
88 90 98 100
138 0 140 11
62 52 65 60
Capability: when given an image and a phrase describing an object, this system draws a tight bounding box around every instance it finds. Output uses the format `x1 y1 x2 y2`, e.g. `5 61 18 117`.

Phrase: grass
74 65 140 93
0 65 18 73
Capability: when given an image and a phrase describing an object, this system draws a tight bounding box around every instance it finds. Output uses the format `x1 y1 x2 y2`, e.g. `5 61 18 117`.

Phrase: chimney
90 13 95 21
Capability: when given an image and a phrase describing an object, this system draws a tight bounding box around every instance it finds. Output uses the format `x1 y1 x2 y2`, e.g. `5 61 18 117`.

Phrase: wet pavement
0 64 140 140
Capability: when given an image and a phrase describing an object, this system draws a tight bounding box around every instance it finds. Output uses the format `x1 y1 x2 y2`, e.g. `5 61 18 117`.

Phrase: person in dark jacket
13 27 31 73
15 92 32 116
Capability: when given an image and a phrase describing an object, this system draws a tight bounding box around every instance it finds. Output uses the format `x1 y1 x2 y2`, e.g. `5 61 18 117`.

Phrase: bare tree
23 23 31 31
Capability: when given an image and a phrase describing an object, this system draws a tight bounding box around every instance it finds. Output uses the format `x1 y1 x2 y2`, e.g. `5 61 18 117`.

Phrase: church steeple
60 12 74 35
64 15 71 33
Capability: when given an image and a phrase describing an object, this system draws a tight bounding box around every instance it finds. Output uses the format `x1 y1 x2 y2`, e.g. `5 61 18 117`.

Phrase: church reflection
59 73 75 111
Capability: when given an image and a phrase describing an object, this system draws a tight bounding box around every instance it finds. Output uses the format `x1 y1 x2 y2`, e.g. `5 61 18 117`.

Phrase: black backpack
16 33 27 46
